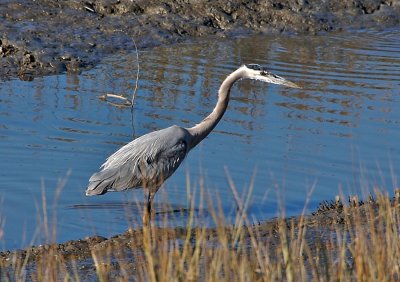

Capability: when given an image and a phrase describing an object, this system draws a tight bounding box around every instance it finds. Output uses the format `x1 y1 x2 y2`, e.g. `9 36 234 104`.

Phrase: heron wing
143 139 188 184
86 126 189 195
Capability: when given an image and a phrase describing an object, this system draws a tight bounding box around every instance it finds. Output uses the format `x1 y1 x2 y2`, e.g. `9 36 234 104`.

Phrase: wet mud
1 0 399 80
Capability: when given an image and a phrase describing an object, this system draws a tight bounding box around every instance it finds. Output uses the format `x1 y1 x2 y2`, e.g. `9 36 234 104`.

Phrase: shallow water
1 29 400 250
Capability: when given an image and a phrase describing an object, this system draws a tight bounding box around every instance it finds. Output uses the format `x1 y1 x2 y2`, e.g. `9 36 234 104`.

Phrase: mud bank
0 196 391 280
1 0 399 80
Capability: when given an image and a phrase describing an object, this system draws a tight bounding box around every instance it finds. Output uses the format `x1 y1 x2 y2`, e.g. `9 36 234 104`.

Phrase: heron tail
85 168 117 196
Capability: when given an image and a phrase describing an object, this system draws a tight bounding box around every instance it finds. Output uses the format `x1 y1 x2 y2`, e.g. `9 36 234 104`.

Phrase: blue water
1 29 400 250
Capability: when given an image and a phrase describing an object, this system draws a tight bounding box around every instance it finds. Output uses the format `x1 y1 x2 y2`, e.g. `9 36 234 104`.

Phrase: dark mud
1 0 399 80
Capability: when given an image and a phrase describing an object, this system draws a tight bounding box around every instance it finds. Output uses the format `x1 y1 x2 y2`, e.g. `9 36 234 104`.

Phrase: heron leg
147 190 155 214
143 189 156 225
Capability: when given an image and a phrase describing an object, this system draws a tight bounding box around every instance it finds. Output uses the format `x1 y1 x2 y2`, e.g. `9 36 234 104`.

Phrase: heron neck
187 68 244 149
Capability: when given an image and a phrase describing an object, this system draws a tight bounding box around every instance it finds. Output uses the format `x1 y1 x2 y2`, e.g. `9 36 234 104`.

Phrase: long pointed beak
282 80 301 89
268 74 301 89
248 70 301 89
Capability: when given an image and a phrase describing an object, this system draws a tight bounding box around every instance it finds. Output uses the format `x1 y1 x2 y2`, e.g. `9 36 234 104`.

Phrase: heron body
85 64 299 215
86 125 191 196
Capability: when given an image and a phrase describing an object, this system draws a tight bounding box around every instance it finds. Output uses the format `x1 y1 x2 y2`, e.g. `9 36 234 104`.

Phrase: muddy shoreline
1 0 399 81
0 197 388 279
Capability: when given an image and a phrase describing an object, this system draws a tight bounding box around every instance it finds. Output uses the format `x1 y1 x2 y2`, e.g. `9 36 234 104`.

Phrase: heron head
242 64 300 88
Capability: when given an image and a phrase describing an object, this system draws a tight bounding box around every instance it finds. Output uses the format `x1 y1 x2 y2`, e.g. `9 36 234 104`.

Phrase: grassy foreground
1 186 400 281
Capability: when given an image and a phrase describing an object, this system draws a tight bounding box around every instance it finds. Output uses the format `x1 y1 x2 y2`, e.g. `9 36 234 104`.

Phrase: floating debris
98 93 132 108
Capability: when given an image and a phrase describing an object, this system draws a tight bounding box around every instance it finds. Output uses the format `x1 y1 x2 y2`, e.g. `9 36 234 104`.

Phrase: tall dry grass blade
142 219 157 282
224 167 267 276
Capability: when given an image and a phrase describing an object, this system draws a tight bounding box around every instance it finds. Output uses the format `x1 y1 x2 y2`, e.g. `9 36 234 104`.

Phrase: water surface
1 29 400 250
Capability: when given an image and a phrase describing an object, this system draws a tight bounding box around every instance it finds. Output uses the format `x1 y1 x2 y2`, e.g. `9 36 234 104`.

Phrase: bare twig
131 37 139 107
130 36 140 139
96 31 140 138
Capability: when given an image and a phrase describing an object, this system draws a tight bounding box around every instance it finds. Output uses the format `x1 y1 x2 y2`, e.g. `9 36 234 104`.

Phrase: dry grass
1 176 400 281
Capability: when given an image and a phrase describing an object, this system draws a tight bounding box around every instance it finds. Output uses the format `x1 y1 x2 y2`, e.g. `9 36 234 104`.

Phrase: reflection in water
0 29 399 250
70 201 199 216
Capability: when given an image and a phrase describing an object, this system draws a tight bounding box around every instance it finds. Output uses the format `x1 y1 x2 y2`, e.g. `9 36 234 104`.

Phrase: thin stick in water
130 36 140 139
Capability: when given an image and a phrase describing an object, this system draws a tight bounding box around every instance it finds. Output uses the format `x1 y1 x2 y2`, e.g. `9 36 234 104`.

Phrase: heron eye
180 140 187 148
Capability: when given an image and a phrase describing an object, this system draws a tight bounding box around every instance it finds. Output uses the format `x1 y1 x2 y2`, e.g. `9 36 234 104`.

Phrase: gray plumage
85 64 299 213
86 125 191 196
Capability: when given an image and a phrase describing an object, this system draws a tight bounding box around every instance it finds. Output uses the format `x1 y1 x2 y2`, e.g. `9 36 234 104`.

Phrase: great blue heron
85 64 299 218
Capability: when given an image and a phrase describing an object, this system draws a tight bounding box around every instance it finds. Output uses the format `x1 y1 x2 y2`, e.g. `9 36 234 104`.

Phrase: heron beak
248 69 301 89
281 79 301 89
266 73 301 89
